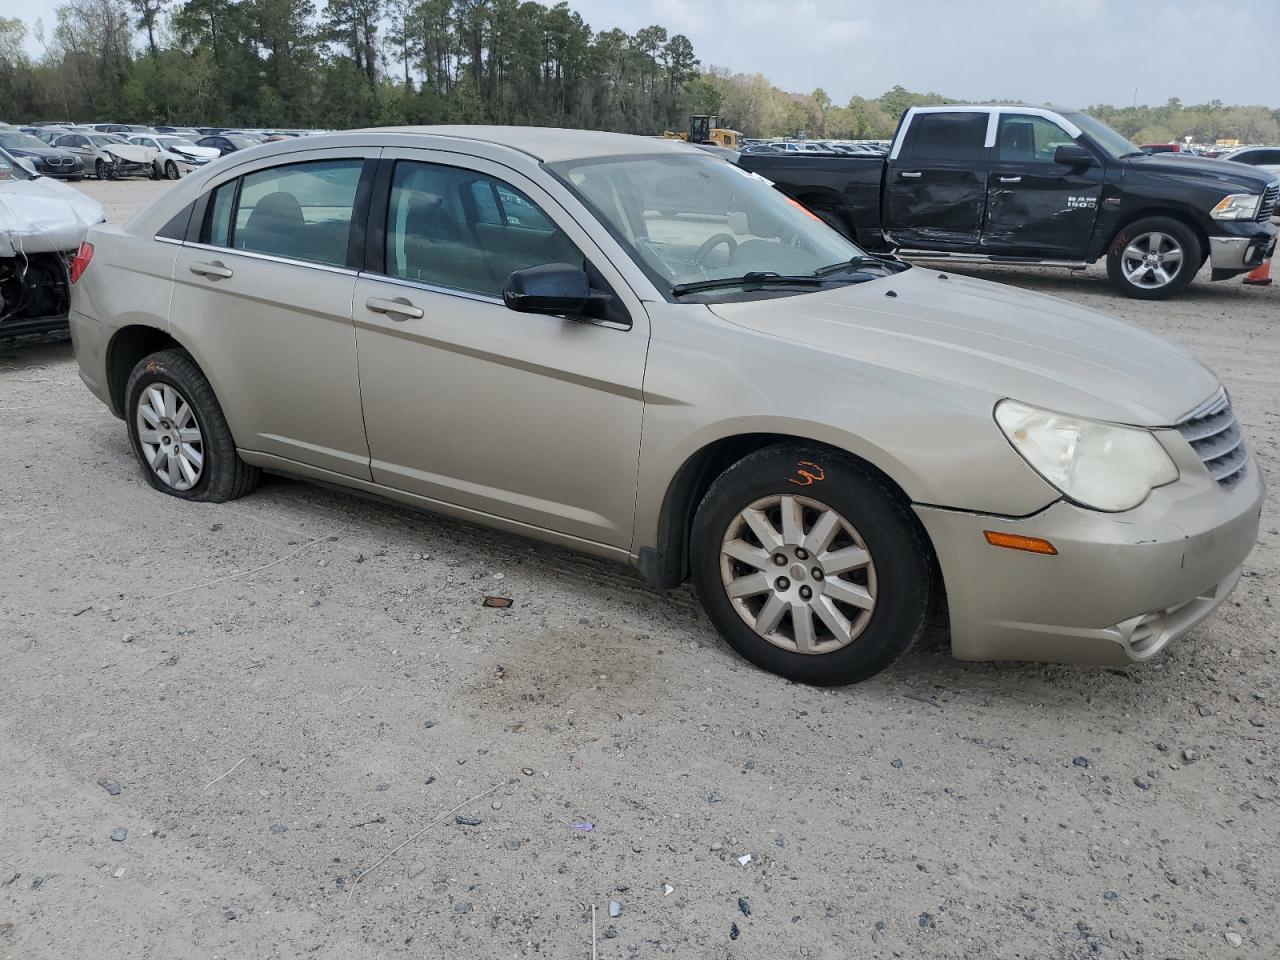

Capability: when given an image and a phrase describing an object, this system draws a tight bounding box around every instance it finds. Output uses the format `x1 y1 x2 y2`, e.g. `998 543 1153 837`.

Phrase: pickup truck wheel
124 349 260 502
1106 217 1200 300
690 445 932 685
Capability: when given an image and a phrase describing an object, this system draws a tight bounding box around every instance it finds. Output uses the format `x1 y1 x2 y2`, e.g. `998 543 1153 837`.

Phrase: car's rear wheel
690 445 933 685
1106 216 1201 300
124 350 259 502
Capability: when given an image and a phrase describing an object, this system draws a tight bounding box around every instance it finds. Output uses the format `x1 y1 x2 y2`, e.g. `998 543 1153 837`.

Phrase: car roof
360 125 695 162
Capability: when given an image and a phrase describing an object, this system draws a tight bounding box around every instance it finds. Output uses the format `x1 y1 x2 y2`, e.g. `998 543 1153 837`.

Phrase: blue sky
4 0 1277 107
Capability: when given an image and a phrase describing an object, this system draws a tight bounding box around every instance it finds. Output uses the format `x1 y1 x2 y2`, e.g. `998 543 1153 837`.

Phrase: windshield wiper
671 272 840 296
813 255 896 277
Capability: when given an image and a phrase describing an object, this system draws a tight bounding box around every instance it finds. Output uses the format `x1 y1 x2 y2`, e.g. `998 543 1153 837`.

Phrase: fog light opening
983 531 1058 555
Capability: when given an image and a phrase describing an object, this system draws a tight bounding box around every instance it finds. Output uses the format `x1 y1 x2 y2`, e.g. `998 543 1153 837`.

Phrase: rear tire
124 349 259 503
690 445 932 685
1106 216 1200 300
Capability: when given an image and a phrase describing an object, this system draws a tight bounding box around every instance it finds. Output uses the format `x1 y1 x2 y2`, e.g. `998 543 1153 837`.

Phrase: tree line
0 0 700 132
1 1 1277 146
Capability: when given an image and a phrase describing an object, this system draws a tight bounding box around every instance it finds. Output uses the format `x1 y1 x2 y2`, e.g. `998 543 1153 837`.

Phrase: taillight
69 241 94 283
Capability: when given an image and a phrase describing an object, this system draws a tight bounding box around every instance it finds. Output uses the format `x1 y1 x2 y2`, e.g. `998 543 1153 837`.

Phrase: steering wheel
694 233 738 267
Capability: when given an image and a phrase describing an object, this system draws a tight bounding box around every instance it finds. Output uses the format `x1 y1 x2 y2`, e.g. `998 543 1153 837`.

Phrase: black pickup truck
737 105 1279 299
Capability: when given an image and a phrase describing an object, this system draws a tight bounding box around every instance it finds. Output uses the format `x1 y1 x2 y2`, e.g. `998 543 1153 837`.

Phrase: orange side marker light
983 531 1058 555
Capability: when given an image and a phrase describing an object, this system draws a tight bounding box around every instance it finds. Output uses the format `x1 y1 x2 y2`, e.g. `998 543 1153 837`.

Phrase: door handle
899 171 922 179
189 261 233 280
365 296 424 321
998 176 1023 183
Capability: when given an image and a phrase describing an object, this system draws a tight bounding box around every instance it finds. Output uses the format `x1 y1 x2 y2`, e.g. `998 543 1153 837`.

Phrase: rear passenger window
904 112 988 162
206 159 363 267
385 162 584 298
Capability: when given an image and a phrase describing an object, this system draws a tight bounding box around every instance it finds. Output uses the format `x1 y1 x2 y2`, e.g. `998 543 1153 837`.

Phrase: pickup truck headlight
1210 193 1261 220
995 400 1178 512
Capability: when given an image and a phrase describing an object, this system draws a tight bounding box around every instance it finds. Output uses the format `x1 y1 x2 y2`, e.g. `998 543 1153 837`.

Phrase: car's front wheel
94 159 109 180
124 350 259 502
690 445 933 685
1106 216 1201 300
164 160 179 180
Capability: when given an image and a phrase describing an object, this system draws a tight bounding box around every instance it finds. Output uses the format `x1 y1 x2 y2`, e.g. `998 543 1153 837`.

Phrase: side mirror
1054 144 1094 167
503 263 605 319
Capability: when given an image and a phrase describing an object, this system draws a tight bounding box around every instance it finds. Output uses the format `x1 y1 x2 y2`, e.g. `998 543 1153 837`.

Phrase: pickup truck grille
1260 181 1279 221
1176 390 1247 488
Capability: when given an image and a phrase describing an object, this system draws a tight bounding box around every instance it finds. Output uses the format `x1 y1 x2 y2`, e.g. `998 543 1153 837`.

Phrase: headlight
995 400 1178 512
1210 193 1261 220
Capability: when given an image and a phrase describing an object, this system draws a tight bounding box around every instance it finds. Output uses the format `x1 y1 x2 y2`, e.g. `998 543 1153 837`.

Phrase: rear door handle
899 171 922 179
998 176 1023 183
365 296 424 321
189 261 233 279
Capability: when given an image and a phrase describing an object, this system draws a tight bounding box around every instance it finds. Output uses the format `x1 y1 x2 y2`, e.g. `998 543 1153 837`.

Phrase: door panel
166 151 374 479
170 246 369 478
884 111 990 247
983 114 1103 258
353 151 648 548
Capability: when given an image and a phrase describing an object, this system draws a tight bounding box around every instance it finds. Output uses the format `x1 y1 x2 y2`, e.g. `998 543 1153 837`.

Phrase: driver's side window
384 161 584 298
997 114 1075 163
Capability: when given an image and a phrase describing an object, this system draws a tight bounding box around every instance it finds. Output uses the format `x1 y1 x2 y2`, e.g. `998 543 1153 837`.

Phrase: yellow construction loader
663 115 741 151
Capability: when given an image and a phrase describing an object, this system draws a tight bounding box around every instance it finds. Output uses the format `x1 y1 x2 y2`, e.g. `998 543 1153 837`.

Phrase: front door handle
189 261 233 280
899 171 922 179
365 296 424 321
998 176 1023 183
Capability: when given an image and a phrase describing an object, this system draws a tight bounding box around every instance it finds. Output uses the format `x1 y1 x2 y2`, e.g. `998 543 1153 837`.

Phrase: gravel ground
1 177 1277 959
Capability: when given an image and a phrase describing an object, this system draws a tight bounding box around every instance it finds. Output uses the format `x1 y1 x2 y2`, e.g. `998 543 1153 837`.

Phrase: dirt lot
1 177 1277 959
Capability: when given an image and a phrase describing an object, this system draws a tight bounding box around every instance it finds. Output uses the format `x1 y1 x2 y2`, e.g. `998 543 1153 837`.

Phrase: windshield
1061 111 1142 159
159 137 197 148
548 153 874 300
0 133 47 149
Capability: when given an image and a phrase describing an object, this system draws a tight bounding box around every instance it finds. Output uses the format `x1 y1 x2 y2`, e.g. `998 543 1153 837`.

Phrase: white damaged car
128 134 222 180
51 132 159 180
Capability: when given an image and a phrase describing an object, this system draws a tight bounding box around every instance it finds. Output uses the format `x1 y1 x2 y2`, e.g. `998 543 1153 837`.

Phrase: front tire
690 445 933 685
164 160 179 180
125 350 259 502
1106 216 1201 300
95 159 107 180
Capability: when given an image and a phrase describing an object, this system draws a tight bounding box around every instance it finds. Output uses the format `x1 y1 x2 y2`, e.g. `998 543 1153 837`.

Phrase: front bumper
36 158 84 178
916 439 1264 665
1208 220 1277 277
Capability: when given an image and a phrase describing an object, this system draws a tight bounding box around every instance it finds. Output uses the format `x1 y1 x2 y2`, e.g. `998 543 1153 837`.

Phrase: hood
707 267 1218 427
1124 153 1277 191
0 176 106 257
103 144 158 163
7 145 72 159
169 144 221 160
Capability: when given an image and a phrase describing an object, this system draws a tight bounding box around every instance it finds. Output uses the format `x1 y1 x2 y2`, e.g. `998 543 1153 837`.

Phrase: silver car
68 127 1264 684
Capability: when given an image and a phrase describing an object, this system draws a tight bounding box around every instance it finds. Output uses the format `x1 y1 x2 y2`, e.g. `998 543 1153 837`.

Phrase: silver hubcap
136 384 204 491
1121 231 1184 289
719 494 877 655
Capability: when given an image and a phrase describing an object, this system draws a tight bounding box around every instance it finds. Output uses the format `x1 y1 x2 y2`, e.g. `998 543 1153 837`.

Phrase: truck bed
736 153 887 250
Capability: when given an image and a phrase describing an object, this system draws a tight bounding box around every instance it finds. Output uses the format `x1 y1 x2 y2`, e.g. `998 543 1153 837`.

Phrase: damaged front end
0 169 105 343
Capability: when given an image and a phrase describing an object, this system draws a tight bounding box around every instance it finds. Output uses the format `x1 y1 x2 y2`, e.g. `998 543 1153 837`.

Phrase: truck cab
740 104 1279 300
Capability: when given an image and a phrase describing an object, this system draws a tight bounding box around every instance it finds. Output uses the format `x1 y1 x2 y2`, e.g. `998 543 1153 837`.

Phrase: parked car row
0 121 325 180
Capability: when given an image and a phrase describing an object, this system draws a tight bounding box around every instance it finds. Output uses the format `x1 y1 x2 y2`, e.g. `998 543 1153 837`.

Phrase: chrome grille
1260 181 1279 222
1176 389 1247 488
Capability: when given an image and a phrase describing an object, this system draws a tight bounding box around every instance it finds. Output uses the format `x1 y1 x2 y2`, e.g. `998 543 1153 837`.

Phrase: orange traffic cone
1243 258 1272 286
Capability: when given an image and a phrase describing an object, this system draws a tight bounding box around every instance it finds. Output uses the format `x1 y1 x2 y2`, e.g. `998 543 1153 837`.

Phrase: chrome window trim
358 271 631 332
181 240 360 277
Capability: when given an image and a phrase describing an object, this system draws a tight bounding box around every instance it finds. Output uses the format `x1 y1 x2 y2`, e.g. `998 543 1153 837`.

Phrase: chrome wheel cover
136 383 204 491
719 494 877 655
1121 230 1184 289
